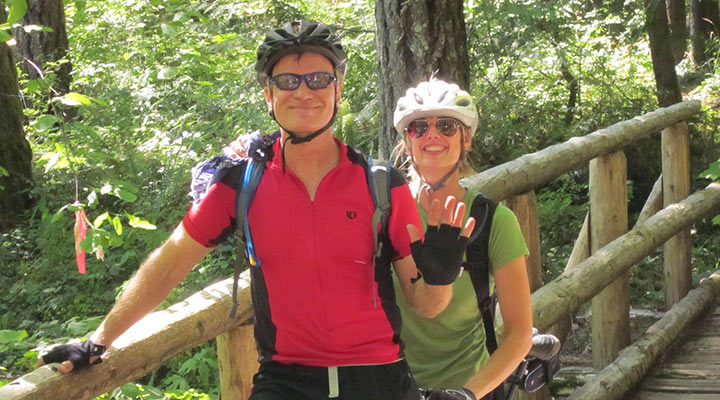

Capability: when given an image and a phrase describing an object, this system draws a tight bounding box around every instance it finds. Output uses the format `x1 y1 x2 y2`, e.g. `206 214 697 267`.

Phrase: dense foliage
1 0 718 398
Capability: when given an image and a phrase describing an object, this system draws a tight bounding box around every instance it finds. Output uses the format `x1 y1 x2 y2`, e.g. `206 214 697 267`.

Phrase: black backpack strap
464 193 498 353
229 135 274 319
367 157 392 259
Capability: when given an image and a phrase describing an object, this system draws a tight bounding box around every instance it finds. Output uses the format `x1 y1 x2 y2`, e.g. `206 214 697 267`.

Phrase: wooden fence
2 100 719 400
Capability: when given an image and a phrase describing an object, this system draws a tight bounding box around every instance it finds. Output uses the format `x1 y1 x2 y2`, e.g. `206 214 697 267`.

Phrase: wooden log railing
1 100 714 400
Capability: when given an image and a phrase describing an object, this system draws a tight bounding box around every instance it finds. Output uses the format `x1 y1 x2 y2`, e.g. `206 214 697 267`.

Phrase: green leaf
0 166 8 176
25 79 41 94
157 66 178 80
59 92 93 106
117 188 137 202
713 215 720 225
112 216 123 235
0 330 27 344
51 203 71 223
93 212 110 228
127 214 157 230
34 114 61 132
0 30 10 42
101 180 139 202
698 161 720 180
7 0 28 25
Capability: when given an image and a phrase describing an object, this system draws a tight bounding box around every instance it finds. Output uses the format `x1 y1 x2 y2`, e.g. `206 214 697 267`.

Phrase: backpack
227 131 393 318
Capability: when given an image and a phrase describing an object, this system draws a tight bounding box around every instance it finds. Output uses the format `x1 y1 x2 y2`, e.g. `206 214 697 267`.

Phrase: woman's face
406 116 471 179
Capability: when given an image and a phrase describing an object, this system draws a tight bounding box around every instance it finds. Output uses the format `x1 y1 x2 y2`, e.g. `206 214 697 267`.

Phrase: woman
390 79 532 400
212 79 533 400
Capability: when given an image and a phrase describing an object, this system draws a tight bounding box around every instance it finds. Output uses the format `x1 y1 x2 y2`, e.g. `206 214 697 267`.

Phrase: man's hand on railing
35 340 105 374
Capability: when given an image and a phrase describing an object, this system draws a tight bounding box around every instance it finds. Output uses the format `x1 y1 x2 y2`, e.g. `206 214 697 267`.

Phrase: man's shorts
249 359 421 400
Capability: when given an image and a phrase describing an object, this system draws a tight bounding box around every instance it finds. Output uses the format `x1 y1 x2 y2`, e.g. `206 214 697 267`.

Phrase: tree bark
646 0 683 107
690 0 720 65
13 0 71 96
665 0 688 64
375 0 469 159
0 6 33 231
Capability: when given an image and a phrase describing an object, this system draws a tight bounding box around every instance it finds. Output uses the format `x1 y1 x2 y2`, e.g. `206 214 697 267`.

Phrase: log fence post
217 324 258 400
505 191 550 400
661 122 691 308
589 151 630 369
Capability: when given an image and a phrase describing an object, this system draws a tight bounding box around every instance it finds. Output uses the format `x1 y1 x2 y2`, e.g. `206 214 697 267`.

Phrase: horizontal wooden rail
567 269 720 400
531 182 720 331
462 100 700 201
0 272 253 400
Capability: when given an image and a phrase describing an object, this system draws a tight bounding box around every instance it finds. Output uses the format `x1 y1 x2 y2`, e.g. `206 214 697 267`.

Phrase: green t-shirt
393 189 529 388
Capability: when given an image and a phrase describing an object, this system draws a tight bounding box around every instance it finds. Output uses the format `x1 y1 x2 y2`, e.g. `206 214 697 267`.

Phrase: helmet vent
414 94 424 104
438 90 448 103
457 98 470 106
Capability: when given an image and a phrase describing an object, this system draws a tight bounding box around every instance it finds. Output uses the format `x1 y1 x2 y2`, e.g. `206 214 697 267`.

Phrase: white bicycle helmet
394 79 478 135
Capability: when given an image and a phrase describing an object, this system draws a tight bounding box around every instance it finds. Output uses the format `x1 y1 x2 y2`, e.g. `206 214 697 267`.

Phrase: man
38 20 474 400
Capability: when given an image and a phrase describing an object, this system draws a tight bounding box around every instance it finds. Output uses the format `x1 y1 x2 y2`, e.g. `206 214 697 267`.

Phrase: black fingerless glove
421 387 476 400
410 224 469 285
42 339 106 369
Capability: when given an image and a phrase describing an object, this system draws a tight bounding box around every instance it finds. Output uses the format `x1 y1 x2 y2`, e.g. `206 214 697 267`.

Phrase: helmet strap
409 128 467 192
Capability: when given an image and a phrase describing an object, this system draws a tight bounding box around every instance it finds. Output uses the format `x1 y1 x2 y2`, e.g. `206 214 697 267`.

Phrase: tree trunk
14 0 71 96
0 6 33 231
690 0 720 65
375 0 469 159
665 0 687 64
646 0 683 107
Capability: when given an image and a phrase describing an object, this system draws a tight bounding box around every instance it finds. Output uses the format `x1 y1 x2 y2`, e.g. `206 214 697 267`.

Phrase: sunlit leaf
93 212 110 228
127 214 157 230
0 31 10 43
112 216 123 235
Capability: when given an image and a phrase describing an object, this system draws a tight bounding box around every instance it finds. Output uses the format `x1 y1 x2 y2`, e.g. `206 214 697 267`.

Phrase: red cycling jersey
183 138 421 366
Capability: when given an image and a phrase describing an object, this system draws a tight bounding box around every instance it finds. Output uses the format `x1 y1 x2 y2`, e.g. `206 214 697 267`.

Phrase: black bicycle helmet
256 19 347 85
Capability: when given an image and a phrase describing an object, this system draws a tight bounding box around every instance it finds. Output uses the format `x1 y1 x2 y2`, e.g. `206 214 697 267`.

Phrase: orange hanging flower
73 201 88 274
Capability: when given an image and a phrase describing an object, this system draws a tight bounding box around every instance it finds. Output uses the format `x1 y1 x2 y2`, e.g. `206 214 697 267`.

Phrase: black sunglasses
269 72 337 91
406 118 462 139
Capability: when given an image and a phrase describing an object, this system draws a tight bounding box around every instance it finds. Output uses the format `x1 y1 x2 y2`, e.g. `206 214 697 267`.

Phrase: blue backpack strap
464 193 498 353
229 134 274 319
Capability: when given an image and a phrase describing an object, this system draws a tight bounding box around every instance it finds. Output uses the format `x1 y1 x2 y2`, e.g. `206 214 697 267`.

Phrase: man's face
264 52 342 136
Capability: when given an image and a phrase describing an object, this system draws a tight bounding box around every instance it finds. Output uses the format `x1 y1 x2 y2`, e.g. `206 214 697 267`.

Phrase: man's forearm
91 223 211 346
